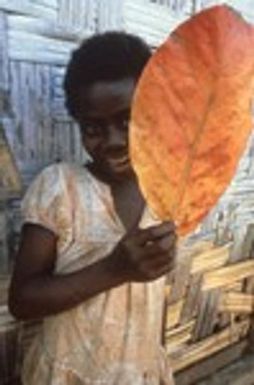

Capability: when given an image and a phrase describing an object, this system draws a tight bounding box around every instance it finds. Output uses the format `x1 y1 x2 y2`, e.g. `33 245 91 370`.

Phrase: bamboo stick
169 319 250 371
191 243 231 274
203 260 254 291
219 292 254 314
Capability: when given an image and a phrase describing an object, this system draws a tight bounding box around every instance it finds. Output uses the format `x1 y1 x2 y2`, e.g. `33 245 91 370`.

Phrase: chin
108 164 134 180
90 160 134 182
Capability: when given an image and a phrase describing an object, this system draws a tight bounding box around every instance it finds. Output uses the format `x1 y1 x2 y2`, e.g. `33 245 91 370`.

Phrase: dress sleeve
21 163 71 236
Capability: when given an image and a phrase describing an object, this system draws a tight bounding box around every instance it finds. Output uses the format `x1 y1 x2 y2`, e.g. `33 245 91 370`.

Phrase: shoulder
20 162 96 232
35 162 73 183
21 162 78 208
24 162 106 207
27 162 93 191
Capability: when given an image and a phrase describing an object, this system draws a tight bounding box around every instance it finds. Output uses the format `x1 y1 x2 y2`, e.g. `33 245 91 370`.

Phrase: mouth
106 153 131 171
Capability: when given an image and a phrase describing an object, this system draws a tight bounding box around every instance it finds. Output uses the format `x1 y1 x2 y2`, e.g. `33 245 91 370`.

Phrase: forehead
80 78 136 118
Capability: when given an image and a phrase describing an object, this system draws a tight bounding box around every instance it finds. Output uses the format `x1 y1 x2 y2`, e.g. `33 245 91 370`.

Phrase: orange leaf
130 5 254 236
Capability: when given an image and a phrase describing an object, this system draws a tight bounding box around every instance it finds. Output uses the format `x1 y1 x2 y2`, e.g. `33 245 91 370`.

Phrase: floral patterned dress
21 162 174 385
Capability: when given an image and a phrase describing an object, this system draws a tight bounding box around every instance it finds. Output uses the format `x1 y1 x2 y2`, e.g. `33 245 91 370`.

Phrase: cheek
82 136 104 155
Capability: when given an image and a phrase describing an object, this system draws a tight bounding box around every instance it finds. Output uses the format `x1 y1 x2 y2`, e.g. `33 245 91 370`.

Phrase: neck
87 162 138 187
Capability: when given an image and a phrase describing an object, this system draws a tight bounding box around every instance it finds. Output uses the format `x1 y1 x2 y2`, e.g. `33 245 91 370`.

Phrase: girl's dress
21 162 174 385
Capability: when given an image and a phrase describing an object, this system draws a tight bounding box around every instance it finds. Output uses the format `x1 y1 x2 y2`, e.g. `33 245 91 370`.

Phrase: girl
9 31 176 385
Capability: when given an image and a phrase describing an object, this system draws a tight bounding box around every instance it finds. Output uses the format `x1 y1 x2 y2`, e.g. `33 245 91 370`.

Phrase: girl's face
78 77 136 181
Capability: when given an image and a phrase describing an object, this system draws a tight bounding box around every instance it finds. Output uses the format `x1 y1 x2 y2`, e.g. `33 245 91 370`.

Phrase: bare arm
8 223 128 319
8 222 176 320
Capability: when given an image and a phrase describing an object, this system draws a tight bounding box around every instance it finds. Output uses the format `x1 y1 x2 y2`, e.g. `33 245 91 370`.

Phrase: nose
105 123 127 149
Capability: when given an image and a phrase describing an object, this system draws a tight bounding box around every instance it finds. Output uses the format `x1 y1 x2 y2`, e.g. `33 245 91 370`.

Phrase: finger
145 262 174 280
144 256 175 271
150 221 176 239
141 243 171 258
133 222 176 246
141 247 176 269
157 233 177 250
153 261 174 275
138 236 177 258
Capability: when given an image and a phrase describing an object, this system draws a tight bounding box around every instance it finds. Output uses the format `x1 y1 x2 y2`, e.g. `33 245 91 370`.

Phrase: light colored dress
21 162 174 385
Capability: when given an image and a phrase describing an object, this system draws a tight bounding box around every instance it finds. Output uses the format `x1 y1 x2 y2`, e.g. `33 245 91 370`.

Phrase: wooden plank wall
123 0 192 47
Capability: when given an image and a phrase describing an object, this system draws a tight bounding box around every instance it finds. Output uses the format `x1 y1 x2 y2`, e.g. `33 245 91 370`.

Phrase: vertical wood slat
9 61 24 162
179 273 203 324
8 59 86 185
52 120 86 163
192 288 221 341
34 64 52 162
0 11 8 92
20 62 36 162
0 208 9 274
58 0 98 33
0 123 22 196
9 61 54 180
97 0 125 31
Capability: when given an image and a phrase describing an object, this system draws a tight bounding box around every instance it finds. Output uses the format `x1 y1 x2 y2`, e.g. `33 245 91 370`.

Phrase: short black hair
64 31 151 120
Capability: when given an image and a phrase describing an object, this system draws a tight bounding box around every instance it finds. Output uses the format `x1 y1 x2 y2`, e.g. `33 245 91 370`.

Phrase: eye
118 111 130 131
83 122 103 137
121 117 129 130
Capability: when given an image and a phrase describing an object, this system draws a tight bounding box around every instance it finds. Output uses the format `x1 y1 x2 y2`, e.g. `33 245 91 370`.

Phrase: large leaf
130 5 254 236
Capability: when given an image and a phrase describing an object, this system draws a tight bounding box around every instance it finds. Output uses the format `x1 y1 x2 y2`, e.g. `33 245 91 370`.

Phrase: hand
109 222 177 282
